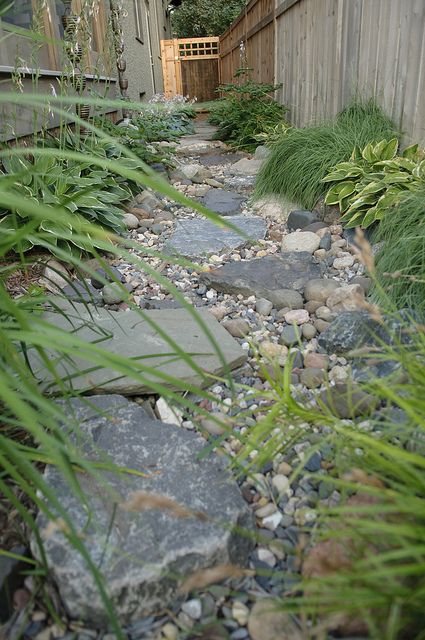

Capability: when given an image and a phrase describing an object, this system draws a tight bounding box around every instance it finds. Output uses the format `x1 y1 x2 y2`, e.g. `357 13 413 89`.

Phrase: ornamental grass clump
255 99 398 210
372 188 425 314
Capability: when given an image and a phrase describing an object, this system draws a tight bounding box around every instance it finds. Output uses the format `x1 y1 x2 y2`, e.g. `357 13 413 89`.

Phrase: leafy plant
255 99 398 209
0 153 132 257
372 188 425 313
208 73 288 151
254 120 293 147
323 138 425 228
171 0 245 37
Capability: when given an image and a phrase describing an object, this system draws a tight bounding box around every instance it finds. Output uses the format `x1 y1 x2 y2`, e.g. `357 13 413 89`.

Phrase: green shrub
372 189 425 313
255 99 398 210
208 76 288 151
323 139 425 227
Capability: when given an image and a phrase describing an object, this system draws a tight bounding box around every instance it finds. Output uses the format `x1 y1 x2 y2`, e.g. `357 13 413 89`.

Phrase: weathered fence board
220 0 425 143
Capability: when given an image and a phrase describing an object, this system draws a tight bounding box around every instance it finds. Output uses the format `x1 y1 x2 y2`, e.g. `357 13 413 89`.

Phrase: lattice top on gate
177 37 219 59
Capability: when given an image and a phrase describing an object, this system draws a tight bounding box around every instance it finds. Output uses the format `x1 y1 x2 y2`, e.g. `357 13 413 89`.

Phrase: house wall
220 0 425 145
122 0 171 103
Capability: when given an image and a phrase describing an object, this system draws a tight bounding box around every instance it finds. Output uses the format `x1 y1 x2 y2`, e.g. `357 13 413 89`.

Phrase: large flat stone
201 188 246 216
164 216 267 258
29 304 246 395
200 254 323 298
32 395 253 625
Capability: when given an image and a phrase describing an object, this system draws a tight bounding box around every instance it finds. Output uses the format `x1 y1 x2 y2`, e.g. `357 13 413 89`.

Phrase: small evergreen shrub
208 75 288 152
255 99 398 210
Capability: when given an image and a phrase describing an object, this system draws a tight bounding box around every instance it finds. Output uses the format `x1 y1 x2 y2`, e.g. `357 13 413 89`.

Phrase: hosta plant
323 138 425 228
0 153 133 257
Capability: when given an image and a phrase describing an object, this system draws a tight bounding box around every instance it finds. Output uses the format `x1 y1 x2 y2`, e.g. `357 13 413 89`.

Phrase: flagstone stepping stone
201 188 246 216
164 216 267 258
29 303 247 395
230 157 264 176
32 395 253 625
200 254 323 300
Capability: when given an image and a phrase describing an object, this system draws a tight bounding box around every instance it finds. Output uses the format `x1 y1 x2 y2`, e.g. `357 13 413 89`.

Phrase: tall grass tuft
372 189 425 314
255 99 398 210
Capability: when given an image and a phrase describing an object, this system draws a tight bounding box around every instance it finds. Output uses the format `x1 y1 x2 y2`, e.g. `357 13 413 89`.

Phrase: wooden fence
220 0 425 144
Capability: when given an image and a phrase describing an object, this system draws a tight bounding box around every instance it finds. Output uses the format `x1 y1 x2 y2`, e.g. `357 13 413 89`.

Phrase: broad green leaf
381 138 399 160
402 143 419 159
362 142 376 163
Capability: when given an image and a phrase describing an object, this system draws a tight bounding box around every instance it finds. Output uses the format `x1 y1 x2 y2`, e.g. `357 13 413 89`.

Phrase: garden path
30 119 398 640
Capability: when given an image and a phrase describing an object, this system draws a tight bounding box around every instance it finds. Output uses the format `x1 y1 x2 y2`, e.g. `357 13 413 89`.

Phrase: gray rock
230 158 263 176
62 280 102 304
279 325 301 347
302 323 317 339
302 222 329 233
29 303 246 395
349 275 372 294
201 189 246 216
254 146 271 160
164 216 266 258
319 382 377 418
303 279 340 303
287 210 320 231
102 282 129 304
200 254 322 299
255 298 273 316
199 153 244 167
223 319 251 338
123 213 140 230
32 395 253 625
0 546 26 622
268 289 304 310
300 367 326 389
281 231 320 254
319 231 332 251
318 311 383 355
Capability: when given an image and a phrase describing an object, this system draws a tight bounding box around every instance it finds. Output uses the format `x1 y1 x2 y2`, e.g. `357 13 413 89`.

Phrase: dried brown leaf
178 563 248 594
120 491 209 521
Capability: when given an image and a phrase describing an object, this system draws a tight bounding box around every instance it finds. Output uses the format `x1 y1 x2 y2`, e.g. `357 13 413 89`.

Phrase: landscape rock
252 196 296 223
284 309 309 325
281 231 320 254
41 260 70 292
201 189 246 216
164 216 266 258
61 280 102 304
269 289 304 310
200 254 322 299
102 282 129 304
230 157 263 176
326 284 365 312
255 298 273 316
254 146 271 160
123 213 140 230
302 323 317 339
319 383 377 418
223 319 251 338
32 395 253 624
259 342 288 366
303 279 340 303
247 600 302 640
29 303 246 395
317 311 381 355
333 254 355 270
279 325 301 347
287 210 320 231
300 367 326 389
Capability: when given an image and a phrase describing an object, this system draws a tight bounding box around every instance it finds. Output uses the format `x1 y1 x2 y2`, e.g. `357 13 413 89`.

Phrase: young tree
171 0 246 38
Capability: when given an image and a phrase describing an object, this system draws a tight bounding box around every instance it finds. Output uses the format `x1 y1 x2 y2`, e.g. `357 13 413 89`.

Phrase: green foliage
254 120 293 147
235 321 425 639
208 77 288 151
372 188 425 313
255 99 398 210
0 152 133 257
323 139 425 228
171 0 245 37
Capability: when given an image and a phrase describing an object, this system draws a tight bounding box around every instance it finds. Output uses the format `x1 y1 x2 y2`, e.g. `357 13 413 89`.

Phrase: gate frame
161 37 220 99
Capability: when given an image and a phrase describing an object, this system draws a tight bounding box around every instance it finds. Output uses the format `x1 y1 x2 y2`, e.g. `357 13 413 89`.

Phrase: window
2 0 33 30
134 0 144 43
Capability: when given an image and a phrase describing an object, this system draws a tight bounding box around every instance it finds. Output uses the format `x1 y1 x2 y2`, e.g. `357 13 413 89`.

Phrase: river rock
304 279 340 303
281 231 320 254
326 284 365 312
230 157 263 176
200 254 322 298
123 213 140 230
29 302 246 395
318 311 382 355
164 216 266 258
248 600 302 640
287 210 320 231
319 383 377 418
32 395 253 625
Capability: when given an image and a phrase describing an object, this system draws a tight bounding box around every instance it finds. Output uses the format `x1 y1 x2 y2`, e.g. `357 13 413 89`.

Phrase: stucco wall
123 0 171 104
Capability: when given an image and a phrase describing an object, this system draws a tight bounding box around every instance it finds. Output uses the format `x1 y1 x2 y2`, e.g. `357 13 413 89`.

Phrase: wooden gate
161 37 220 102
